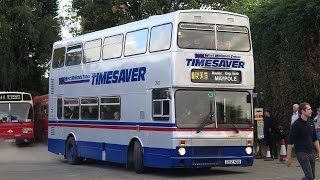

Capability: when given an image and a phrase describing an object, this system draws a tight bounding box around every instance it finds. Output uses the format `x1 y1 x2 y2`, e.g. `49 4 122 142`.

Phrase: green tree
70 0 236 33
0 0 60 95
248 0 320 128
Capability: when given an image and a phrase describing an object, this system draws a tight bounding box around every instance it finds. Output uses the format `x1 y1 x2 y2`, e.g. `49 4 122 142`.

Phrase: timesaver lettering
91 67 146 85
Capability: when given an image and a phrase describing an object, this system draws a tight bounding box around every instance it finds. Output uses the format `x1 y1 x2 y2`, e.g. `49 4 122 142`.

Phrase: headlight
178 147 186 156
22 128 33 133
245 147 252 155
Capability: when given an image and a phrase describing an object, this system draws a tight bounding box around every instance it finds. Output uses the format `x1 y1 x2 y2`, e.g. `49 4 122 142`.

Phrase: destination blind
0 94 22 101
191 69 242 84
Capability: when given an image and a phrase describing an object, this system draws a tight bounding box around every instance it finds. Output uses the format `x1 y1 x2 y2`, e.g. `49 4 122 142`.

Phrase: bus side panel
48 138 65 155
77 141 128 164
105 143 127 163
144 147 176 168
78 141 104 160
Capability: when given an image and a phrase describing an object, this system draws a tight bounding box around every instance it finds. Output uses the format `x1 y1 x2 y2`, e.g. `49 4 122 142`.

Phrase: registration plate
4 139 15 143
225 159 241 165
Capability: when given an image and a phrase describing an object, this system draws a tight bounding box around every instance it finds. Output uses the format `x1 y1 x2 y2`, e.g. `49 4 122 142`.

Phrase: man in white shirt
291 104 299 125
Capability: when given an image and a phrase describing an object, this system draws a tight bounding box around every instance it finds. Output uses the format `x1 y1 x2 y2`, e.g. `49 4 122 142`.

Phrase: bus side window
41 105 48 115
66 45 82 66
63 98 79 120
57 98 62 119
81 98 98 120
150 23 172 52
152 89 170 121
52 47 65 68
84 39 101 63
103 34 123 60
100 97 121 120
124 28 148 56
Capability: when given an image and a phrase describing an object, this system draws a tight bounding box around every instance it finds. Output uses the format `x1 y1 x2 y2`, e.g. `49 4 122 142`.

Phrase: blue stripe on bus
48 120 176 127
48 138 254 168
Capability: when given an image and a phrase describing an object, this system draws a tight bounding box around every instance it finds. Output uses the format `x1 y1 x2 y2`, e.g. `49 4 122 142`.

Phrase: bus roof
53 9 248 48
0 91 31 95
33 94 48 104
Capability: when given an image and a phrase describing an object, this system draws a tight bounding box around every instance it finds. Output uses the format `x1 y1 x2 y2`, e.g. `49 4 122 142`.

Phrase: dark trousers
266 138 278 158
296 152 315 180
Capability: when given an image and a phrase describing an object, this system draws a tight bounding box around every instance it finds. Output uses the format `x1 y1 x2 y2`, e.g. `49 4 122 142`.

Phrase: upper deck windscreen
177 23 250 52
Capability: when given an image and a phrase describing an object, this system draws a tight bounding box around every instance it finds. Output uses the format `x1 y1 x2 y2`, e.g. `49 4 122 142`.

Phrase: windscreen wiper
196 112 215 133
230 122 240 133
197 100 215 133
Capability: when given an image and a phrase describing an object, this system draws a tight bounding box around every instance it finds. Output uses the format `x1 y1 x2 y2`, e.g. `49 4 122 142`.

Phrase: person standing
286 102 320 180
263 109 279 159
291 104 299 125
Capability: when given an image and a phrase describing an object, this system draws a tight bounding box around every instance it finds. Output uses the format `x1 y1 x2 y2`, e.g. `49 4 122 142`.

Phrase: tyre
65 137 81 165
133 141 144 173
15 139 31 147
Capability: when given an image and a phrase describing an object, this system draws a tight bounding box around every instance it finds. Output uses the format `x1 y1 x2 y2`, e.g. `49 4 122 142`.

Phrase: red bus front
0 102 34 144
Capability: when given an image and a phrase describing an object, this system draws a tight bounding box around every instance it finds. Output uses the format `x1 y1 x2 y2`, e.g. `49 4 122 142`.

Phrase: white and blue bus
48 9 254 173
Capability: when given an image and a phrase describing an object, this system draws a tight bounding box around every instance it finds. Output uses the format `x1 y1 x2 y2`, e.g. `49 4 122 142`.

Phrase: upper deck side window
217 25 250 52
52 47 65 69
150 23 172 52
103 34 123 60
124 28 148 56
66 45 82 66
84 39 101 63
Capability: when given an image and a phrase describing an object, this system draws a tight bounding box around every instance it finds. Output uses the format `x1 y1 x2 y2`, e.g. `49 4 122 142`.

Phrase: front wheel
133 141 144 173
65 137 81 165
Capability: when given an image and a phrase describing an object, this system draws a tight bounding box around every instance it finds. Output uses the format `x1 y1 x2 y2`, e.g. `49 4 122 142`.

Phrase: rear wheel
65 137 81 165
133 141 144 173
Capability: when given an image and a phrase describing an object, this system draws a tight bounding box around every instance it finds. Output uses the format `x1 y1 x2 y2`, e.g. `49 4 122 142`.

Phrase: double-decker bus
0 92 34 146
48 10 254 173
33 94 48 143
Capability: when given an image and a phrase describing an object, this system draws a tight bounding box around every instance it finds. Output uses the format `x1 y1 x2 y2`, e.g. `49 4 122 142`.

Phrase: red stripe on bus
48 123 253 132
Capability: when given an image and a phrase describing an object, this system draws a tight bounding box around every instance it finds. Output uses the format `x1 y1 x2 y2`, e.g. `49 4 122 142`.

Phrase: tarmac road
0 140 319 180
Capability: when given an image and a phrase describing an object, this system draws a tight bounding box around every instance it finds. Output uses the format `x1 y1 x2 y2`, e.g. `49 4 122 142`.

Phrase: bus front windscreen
0 103 32 122
177 23 250 51
175 90 252 129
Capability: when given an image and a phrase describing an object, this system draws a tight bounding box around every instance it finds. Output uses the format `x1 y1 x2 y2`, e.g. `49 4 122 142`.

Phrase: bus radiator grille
192 158 223 166
192 147 224 156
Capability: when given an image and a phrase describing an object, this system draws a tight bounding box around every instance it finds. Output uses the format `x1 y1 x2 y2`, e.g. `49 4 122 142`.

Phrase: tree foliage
0 0 60 95
71 0 235 33
248 0 320 127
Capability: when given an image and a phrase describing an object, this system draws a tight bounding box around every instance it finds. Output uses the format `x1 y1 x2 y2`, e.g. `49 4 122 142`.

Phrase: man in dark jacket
263 109 279 159
286 102 320 180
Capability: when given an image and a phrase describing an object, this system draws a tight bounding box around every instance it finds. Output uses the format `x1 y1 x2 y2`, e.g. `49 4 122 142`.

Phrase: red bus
0 92 34 146
33 94 48 143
